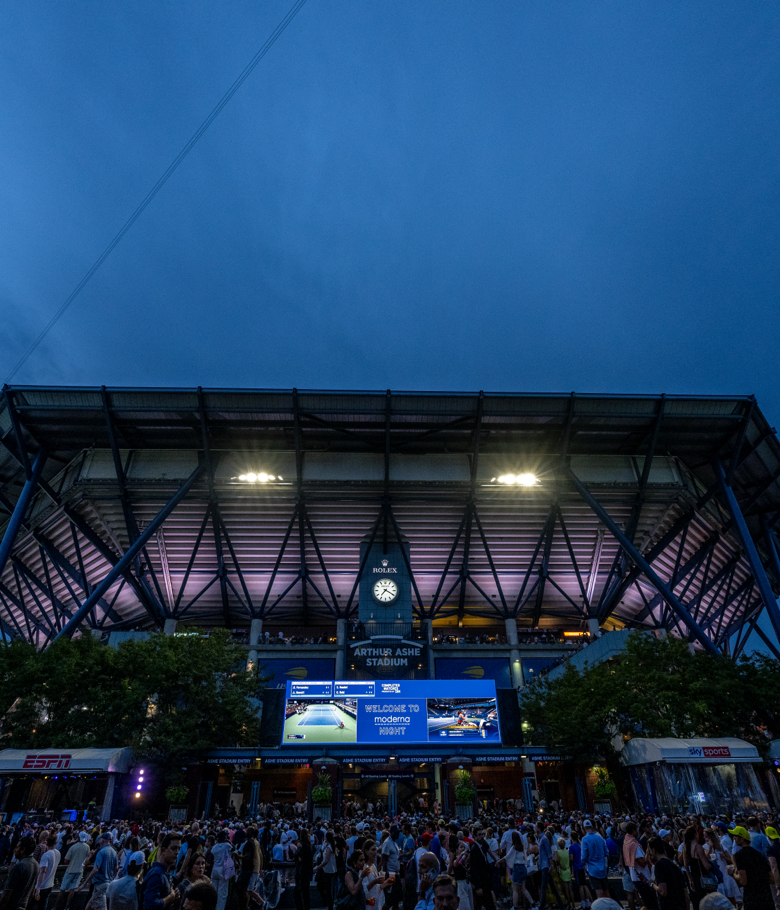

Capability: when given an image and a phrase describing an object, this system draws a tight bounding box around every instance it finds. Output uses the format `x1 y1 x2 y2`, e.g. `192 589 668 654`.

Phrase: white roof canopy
0 748 133 774
621 737 758 766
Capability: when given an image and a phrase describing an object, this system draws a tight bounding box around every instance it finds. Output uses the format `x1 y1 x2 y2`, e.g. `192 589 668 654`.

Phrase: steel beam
512 503 555 617
11 556 76 630
0 447 47 578
531 505 556 627
715 461 780 647
101 386 168 617
64 505 167 627
34 532 123 624
53 462 205 639
598 396 665 618
568 466 721 656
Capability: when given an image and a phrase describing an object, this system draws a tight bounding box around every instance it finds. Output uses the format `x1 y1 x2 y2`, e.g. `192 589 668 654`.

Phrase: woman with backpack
338 849 368 910
211 828 234 910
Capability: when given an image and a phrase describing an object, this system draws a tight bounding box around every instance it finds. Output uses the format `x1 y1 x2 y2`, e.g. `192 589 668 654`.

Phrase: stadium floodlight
497 473 537 486
238 472 277 483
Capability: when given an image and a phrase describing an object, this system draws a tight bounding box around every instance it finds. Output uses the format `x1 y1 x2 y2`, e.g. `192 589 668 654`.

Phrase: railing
347 621 425 642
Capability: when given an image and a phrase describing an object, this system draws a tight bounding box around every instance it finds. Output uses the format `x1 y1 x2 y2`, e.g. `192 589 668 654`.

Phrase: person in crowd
581 819 609 901
142 833 182 910
623 822 652 910
108 854 144 910
764 826 780 910
236 826 263 910
59 831 93 909
684 825 715 910
209 828 233 910
181 854 211 892
342 849 369 910
183 883 219 910
555 836 573 909
730 825 774 910
294 827 314 910
0 836 39 910
645 836 688 910
415 853 441 910
84 833 120 910
316 830 338 910
431 876 460 910
31 834 61 910
469 827 495 910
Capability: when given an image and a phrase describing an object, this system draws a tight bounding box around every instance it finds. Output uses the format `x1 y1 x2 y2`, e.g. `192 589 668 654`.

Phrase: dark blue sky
1 3 779 650
2 1 778 403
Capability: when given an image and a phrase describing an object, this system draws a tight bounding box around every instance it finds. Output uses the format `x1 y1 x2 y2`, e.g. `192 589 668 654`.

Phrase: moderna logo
23 754 72 770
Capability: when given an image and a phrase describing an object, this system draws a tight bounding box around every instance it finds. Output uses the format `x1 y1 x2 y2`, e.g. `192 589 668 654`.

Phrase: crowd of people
1 807 780 910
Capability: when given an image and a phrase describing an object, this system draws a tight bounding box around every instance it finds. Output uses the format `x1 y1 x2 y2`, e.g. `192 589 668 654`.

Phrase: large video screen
282 679 501 745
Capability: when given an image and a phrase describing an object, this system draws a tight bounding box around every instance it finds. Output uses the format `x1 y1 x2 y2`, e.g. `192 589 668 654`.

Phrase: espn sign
23 753 72 770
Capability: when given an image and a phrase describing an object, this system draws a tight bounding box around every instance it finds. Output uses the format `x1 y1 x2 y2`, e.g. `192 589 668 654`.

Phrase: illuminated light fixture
134 792 141 799
563 631 587 638
238 473 277 483
497 473 538 486
137 784 142 790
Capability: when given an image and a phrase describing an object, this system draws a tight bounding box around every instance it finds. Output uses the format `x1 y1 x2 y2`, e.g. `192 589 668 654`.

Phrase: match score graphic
281 680 502 746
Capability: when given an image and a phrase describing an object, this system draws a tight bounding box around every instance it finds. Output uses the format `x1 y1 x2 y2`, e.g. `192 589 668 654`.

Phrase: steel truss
0 387 779 656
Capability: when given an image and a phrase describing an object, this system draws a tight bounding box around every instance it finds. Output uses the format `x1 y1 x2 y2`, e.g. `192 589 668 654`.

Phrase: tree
0 629 263 783
520 632 780 767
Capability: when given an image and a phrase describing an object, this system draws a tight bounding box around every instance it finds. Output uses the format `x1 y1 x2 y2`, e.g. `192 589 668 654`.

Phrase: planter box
455 805 473 821
168 804 188 823
314 806 332 821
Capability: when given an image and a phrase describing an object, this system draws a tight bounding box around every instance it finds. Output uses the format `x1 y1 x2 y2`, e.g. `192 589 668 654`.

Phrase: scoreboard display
281 679 502 746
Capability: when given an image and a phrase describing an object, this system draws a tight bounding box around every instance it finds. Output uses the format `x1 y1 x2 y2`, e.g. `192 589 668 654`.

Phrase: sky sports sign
688 746 731 758
282 679 502 746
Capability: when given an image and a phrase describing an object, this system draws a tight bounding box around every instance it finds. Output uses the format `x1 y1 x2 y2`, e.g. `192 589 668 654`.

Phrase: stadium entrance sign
281 679 502 747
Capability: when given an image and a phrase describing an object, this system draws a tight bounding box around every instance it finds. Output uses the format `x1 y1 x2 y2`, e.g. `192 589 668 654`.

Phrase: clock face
372 578 399 604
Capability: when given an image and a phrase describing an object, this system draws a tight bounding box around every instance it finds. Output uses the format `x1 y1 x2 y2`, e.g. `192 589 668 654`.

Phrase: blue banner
435 657 512 688
260 658 336 688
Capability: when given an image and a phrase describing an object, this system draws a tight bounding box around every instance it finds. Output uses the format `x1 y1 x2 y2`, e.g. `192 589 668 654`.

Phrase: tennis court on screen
282 699 358 744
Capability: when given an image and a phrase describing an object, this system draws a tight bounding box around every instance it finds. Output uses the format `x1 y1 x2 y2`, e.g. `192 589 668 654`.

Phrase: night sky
1 3 779 649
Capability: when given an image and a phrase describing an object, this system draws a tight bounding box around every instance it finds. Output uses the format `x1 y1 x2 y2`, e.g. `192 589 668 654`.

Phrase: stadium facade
2 387 780 817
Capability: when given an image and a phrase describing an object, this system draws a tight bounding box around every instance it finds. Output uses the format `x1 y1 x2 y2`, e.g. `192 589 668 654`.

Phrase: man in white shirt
32 836 60 910
499 821 516 857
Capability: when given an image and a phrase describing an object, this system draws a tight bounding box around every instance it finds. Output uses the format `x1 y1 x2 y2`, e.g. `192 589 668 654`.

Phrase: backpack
223 853 236 879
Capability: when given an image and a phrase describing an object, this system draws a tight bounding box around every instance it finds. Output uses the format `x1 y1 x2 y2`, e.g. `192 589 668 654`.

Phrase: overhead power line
5 0 309 384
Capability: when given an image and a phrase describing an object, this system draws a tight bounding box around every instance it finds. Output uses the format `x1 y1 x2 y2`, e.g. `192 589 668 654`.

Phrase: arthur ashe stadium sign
349 634 425 676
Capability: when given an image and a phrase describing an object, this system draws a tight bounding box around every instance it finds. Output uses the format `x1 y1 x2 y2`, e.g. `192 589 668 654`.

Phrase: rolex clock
372 578 399 604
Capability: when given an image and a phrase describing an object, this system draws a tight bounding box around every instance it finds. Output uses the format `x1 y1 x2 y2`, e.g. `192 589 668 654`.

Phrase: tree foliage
0 630 262 779
520 632 780 767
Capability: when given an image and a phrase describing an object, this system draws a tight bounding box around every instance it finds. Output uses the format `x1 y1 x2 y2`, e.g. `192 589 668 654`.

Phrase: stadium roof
1 387 780 657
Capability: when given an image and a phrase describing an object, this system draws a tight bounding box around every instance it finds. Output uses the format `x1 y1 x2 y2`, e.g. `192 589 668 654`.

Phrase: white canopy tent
621 737 758 766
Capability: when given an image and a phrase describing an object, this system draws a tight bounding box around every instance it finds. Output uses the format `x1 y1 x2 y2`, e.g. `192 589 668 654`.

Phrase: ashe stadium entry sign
281 679 502 746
